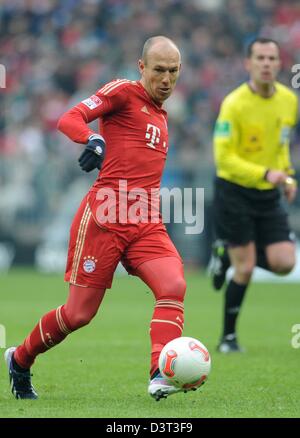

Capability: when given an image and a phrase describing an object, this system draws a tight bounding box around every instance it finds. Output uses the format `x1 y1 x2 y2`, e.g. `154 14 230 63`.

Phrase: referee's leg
218 242 256 353
265 241 296 274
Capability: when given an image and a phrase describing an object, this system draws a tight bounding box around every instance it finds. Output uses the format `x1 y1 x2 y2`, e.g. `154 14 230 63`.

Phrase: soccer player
4 36 191 401
210 37 298 353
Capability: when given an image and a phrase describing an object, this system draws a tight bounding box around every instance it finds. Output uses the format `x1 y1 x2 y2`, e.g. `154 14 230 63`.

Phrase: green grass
0 268 300 418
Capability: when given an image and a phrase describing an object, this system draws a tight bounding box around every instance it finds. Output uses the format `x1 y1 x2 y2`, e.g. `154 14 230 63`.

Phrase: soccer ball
158 336 211 390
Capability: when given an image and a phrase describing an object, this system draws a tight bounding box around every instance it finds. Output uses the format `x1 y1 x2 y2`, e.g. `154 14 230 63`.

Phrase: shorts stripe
70 203 92 284
73 209 92 282
70 203 90 283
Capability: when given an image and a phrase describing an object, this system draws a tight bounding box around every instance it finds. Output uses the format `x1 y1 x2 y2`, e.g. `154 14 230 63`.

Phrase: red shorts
65 192 182 289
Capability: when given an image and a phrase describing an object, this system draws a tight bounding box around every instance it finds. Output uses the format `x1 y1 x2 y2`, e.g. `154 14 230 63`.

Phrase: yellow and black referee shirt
213 82 298 189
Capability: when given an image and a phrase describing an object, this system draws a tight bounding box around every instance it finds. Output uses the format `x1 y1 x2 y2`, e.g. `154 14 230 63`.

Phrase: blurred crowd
1 0 300 264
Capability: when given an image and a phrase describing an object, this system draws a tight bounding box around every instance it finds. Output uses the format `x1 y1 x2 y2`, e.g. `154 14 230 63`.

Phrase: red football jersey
58 79 169 224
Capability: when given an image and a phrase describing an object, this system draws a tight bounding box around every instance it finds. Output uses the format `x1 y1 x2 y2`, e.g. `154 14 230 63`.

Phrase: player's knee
67 311 96 330
161 275 186 301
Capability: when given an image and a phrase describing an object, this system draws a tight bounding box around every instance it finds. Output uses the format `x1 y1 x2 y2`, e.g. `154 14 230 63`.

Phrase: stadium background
1 0 300 272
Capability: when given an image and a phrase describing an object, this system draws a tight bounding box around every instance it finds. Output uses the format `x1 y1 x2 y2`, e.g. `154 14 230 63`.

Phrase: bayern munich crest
83 256 98 273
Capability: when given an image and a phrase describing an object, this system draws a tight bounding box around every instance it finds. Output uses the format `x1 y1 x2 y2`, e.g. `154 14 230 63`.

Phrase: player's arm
214 100 268 186
57 85 128 172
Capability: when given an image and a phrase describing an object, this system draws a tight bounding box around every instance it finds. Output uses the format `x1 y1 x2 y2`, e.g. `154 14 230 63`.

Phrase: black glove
78 134 106 172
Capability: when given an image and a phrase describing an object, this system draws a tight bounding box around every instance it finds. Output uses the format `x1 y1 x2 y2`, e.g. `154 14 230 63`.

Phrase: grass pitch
0 268 299 418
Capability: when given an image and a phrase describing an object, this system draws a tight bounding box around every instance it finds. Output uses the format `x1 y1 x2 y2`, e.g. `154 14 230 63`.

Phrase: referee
211 37 298 353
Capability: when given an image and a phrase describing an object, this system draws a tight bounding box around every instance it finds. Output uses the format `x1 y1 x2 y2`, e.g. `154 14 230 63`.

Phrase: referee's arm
277 142 295 177
277 96 298 177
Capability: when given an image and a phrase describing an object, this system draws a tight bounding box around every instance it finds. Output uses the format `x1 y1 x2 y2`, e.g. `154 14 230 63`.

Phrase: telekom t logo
145 123 161 148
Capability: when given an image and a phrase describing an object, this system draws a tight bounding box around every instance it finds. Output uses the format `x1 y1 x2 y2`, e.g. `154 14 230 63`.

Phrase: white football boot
148 372 184 401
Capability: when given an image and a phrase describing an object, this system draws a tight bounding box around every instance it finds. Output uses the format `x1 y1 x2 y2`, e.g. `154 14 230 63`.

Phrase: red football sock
135 257 186 378
14 305 72 369
150 298 184 377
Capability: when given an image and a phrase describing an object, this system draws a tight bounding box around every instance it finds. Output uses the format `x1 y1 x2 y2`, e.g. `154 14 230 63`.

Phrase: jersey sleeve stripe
98 79 130 94
102 80 132 95
99 79 132 96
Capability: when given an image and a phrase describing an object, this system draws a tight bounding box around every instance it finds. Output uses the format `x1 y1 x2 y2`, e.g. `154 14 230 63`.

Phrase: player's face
139 48 181 104
245 42 281 85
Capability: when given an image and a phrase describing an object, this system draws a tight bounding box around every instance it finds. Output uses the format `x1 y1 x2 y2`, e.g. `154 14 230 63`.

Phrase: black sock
223 279 248 338
151 369 160 379
256 247 270 271
12 354 29 373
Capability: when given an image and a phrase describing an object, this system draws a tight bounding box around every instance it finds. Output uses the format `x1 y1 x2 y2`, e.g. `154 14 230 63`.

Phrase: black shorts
213 177 294 247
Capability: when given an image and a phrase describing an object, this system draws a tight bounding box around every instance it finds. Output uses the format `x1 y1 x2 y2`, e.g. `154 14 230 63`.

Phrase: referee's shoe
217 334 245 353
209 240 230 290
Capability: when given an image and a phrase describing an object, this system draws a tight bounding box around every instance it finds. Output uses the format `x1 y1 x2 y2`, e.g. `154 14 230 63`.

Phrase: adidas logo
141 105 150 115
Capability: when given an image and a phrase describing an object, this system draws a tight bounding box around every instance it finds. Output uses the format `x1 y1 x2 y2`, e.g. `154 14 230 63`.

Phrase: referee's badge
83 256 98 273
214 121 231 138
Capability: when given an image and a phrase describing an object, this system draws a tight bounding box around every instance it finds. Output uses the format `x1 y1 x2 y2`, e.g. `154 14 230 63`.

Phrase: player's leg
124 224 186 375
124 223 188 399
136 256 186 375
135 256 186 400
5 195 121 399
12 285 106 368
5 285 106 400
